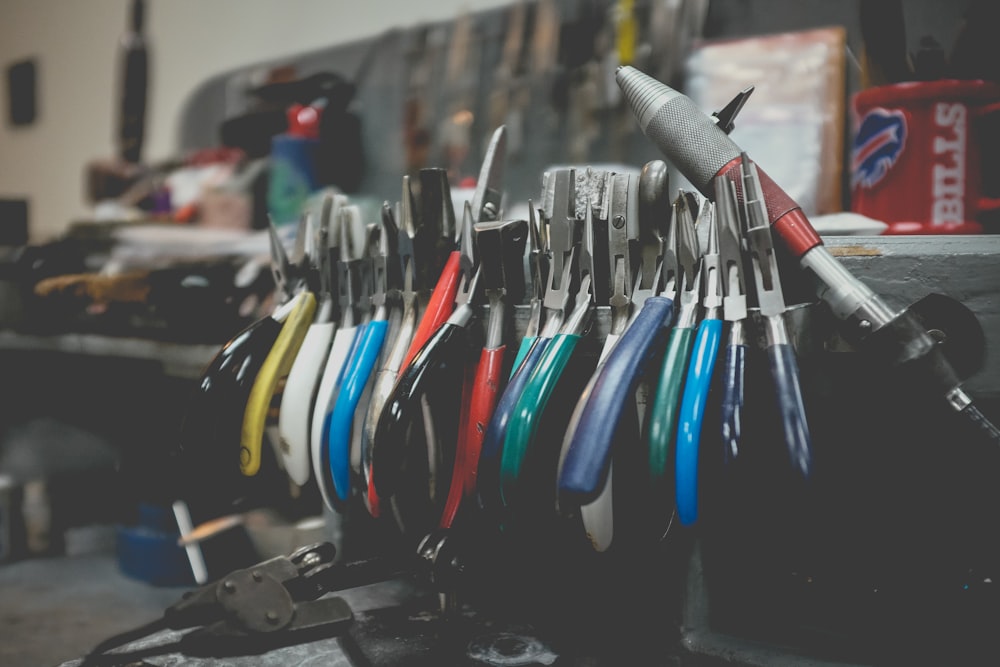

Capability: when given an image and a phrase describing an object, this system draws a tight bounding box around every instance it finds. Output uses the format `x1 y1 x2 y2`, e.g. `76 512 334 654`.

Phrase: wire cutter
740 153 813 480
438 216 527 529
240 216 318 477
476 170 578 517
558 164 676 551
328 203 401 504
370 204 480 530
715 175 749 467
499 193 596 510
276 194 344 486
310 204 368 511
646 193 702 506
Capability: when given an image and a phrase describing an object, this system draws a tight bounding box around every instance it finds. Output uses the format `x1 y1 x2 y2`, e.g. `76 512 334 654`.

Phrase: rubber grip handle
401 251 461 371
311 325 360 511
768 342 813 479
675 318 723 526
500 333 580 506
559 298 674 500
509 335 536 379
328 320 389 501
477 336 550 513
278 320 335 485
371 322 467 498
439 346 505 528
647 326 696 488
241 292 317 476
719 341 746 467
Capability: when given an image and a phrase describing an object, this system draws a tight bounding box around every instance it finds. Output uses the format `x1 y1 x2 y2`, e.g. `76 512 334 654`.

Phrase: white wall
0 0 512 243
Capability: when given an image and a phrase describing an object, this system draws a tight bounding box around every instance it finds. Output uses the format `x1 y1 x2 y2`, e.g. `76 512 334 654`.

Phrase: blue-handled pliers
740 153 813 480
675 198 723 526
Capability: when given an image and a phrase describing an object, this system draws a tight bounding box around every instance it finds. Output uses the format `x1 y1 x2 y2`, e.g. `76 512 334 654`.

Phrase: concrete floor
0 551 184 667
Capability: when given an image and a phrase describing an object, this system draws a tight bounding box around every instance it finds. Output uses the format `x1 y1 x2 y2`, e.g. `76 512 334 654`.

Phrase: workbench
28 234 1000 666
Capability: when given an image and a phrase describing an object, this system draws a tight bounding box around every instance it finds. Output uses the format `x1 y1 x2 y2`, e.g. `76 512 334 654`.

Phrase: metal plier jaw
656 193 680 306
605 172 635 336
522 202 548 339
561 197 597 338
741 155 786 322
397 174 423 303
336 205 367 328
311 194 344 323
267 214 310 305
715 174 748 323
418 167 458 277
370 202 402 318
698 201 723 319
539 168 581 337
446 201 482 327
672 191 703 329
471 125 507 224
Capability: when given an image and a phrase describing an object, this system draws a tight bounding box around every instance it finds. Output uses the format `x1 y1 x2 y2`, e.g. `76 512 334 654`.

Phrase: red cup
850 79 1000 233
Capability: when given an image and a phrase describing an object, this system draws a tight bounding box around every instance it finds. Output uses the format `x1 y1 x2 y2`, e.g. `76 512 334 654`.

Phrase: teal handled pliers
675 198 723 526
476 169 577 516
499 191 596 510
740 153 813 480
646 193 702 510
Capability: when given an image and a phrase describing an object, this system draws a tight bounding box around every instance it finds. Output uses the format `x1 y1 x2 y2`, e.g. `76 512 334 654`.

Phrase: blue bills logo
852 108 907 189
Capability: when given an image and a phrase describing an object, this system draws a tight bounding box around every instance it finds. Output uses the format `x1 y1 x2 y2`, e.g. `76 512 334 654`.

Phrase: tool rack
53 234 1000 665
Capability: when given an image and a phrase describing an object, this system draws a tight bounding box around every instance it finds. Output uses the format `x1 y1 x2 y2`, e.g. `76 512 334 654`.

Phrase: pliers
555 169 635 552
176 216 309 507
740 153 813 480
361 176 422 517
240 216 318 477
645 192 702 517
476 170 577 517
399 125 505 371
499 191 595 510
370 204 480 534
310 204 368 511
674 198 723 526
277 194 344 486
715 175 749 467
557 162 676 551
438 215 527 529
506 201 548 376
328 203 401 504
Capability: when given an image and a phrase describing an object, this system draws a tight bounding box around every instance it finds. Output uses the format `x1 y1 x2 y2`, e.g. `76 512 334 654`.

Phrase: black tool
78 543 353 664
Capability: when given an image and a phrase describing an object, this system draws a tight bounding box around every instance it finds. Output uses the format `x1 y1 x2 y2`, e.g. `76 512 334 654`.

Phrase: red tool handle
438 346 505 529
401 251 462 371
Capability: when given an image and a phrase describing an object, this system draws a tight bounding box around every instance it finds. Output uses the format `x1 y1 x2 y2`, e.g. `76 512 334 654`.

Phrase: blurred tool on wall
85 0 149 207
